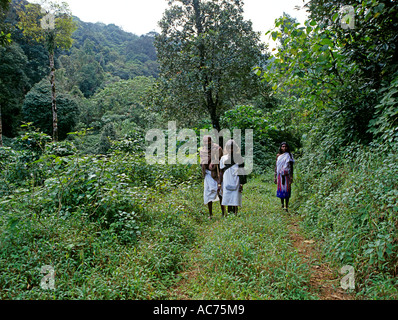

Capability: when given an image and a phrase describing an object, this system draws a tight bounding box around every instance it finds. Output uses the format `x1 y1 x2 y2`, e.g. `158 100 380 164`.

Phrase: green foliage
22 78 79 140
91 76 156 129
0 43 29 136
0 0 12 46
155 0 267 129
16 1 77 54
77 61 105 98
98 122 116 154
368 72 398 145
296 142 398 298
45 139 77 157
0 125 202 298
259 14 377 154
0 124 51 195
0 29 11 45
258 0 398 299
71 76 158 154
0 0 10 11
307 0 398 88
67 18 159 84
2 0 398 301
220 105 300 173
16 0 78 142
1 0 159 145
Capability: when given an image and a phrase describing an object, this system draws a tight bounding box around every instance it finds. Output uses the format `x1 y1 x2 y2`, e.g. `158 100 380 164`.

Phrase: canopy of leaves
22 78 79 140
90 76 156 129
0 43 29 136
257 0 398 294
258 6 394 156
0 0 160 140
154 0 267 129
0 0 11 45
68 18 159 81
307 0 398 88
16 0 77 53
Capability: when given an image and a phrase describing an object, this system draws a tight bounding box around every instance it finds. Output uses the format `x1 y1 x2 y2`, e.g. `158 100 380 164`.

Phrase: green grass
0 170 353 300
295 145 398 299
0 178 196 299
167 176 317 300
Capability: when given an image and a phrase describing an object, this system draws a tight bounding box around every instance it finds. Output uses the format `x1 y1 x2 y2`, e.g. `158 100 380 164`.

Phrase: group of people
200 136 294 219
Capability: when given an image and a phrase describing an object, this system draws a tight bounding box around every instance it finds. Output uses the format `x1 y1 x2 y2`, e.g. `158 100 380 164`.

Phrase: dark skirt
276 172 292 199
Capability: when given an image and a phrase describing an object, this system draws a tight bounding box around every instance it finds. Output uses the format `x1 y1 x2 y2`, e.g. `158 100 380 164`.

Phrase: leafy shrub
296 142 398 297
368 72 398 145
0 134 201 299
0 125 53 195
22 79 79 140
220 105 301 173
45 140 77 157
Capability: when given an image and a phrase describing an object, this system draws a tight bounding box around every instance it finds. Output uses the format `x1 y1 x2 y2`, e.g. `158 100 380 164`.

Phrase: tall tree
0 0 11 46
17 0 77 141
0 43 29 142
0 0 11 147
155 0 266 130
299 0 398 145
306 0 398 89
22 78 79 140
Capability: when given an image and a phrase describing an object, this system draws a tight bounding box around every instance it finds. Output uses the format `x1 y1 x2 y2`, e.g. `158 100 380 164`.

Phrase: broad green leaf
321 38 333 47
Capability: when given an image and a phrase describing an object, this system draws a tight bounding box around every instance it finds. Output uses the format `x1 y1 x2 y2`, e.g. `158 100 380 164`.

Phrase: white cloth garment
203 169 219 204
276 152 295 175
220 155 242 207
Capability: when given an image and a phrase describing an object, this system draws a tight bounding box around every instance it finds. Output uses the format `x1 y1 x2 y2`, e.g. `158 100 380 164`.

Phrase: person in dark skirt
274 142 295 211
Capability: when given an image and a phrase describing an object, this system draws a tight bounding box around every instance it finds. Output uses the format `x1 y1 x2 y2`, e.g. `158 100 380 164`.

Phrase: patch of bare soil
289 220 355 300
168 251 201 300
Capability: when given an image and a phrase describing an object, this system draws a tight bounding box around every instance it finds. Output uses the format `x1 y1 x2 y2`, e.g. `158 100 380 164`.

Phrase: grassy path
166 175 354 300
0 172 354 299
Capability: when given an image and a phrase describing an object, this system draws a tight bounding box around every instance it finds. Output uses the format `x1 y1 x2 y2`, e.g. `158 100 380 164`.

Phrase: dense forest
0 0 397 301
1 0 158 145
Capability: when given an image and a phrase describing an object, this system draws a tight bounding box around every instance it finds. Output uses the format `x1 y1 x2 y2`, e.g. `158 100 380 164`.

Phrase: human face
281 144 287 153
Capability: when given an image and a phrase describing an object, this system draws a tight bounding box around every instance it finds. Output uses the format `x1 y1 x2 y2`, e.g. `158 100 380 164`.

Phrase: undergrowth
0 129 202 299
295 142 398 299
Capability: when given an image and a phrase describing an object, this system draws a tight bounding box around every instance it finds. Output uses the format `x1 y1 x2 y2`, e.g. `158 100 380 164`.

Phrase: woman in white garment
274 142 295 212
219 139 244 216
200 135 225 219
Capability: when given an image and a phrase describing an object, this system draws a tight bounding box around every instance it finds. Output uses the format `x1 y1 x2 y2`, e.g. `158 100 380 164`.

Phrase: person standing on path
219 139 244 216
274 142 295 212
200 135 225 219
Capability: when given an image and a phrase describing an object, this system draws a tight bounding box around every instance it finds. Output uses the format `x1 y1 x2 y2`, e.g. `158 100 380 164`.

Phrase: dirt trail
169 215 356 300
168 249 201 300
288 217 355 300
167 219 220 300
167 177 356 301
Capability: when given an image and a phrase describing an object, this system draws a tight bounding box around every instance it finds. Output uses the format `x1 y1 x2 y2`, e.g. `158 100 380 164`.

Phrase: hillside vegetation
0 0 397 300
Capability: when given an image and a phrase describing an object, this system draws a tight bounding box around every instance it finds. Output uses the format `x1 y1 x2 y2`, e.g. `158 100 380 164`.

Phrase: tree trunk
193 0 221 132
49 52 58 142
207 93 221 131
